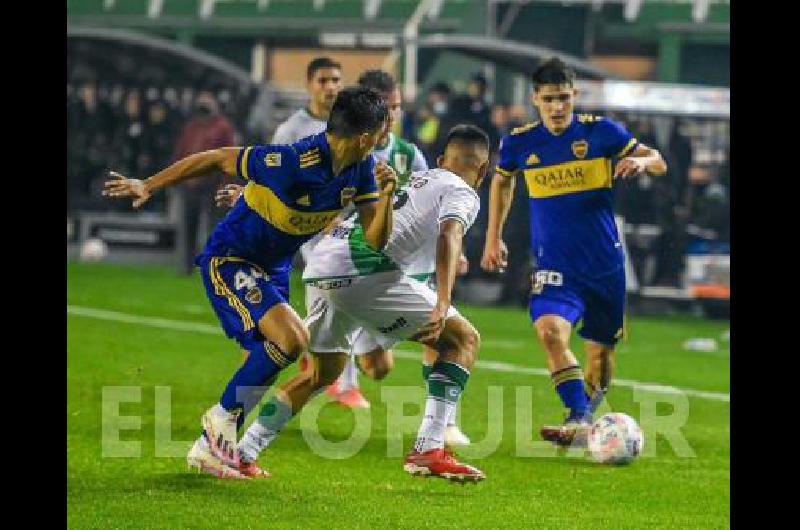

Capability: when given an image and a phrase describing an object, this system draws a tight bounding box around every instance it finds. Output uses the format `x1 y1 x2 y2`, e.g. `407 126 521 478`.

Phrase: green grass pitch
67 263 730 528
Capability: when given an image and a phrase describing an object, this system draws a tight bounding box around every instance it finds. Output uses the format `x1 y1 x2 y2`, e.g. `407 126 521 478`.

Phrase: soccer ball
588 412 643 465
80 238 109 262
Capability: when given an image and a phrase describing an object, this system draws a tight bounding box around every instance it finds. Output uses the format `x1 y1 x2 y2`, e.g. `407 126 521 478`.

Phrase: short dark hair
357 69 397 94
531 57 575 89
307 57 341 81
444 124 490 152
327 86 388 137
429 82 451 97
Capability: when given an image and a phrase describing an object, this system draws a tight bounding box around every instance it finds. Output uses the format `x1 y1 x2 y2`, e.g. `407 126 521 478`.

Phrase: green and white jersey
372 133 428 187
272 108 327 145
303 168 480 282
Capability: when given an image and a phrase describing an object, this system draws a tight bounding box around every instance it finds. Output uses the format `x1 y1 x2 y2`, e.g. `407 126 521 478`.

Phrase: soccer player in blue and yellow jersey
103 86 397 478
480 58 667 446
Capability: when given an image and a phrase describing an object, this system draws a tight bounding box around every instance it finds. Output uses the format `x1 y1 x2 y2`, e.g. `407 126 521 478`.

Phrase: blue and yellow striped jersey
496 115 639 278
201 132 381 274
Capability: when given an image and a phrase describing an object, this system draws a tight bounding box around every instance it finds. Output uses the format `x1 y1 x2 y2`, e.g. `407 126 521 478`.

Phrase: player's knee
535 321 569 352
448 315 479 348
460 326 480 368
440 319 480 368
368 351 394 380
465 324 481 353
358 350 385 380
280 324 310 362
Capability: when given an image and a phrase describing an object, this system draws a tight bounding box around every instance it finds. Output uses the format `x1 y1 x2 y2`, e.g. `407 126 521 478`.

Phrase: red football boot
334 387 370 409
235 459 271 479
403 448 485 483
325 376 342 397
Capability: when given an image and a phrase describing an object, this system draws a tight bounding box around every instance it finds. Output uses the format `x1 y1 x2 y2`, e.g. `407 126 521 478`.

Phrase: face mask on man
432 101 447 116
194 103 213 117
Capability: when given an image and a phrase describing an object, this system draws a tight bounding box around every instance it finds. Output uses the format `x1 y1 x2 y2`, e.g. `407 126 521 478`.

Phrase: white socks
238 398 293 463
413 395 456 453
337 354 360 392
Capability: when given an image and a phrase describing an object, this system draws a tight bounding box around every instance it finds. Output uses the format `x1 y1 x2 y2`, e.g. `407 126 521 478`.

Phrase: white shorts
303 270 460 355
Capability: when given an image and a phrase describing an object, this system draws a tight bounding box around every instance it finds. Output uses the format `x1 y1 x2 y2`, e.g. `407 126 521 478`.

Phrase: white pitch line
67 305 730 403
67 305 222 334
392 352 729 403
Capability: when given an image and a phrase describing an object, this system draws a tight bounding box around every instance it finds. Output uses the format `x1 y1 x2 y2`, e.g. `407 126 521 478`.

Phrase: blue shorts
528 267 625 346
197 256 290 349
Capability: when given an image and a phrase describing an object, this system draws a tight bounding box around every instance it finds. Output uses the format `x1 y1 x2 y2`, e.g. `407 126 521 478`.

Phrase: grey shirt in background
272 108 327 144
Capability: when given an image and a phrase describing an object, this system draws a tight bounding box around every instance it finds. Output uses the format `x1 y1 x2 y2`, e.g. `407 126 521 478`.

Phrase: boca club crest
245 286 263 305
571 140 589 159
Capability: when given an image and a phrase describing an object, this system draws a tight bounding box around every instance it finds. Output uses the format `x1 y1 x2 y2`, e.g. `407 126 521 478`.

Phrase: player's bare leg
237 352 347 466
535 315 592 447
203 303 307 470
583 340 615 411
329 354 371 409
332 330 396 408
358 347 394 380
405 317 485 483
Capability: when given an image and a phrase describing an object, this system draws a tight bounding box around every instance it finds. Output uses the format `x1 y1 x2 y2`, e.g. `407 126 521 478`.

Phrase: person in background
173 90 237 275
271 57 342 144
414 82 455 163
450 73 500 152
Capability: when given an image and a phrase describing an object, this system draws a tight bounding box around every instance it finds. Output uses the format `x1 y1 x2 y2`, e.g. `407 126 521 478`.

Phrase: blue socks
219 340 294 424
551 365 590 417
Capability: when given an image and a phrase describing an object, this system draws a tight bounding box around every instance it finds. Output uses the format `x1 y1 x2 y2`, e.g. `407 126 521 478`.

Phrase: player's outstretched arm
480 171 514 272
358 162 397 250
614 144 668 178
415 219 465 345
103 147 242 208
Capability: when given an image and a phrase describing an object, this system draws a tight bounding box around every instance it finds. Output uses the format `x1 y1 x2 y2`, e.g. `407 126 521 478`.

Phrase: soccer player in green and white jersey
338 70 471 446
315 69 431 410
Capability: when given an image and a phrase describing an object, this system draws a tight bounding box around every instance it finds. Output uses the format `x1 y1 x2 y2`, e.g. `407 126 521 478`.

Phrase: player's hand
457 254 469 276
215 184 244 208
375 162 398 196
102 171 151 209
481 238 508 273
414 302 449 346
614 157 646 179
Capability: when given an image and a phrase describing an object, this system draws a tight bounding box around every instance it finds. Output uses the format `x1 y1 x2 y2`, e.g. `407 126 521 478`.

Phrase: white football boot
444 424 471 447
187 438 247 479
201 405 241 468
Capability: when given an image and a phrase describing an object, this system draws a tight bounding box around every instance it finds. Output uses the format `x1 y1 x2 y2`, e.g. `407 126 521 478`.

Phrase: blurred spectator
506 104 530 133
668 120 693 203
692 178 729 242
143 101 178 175
173 90 237 275
491 105 508 136
413 82 456 163
450 73 501 151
